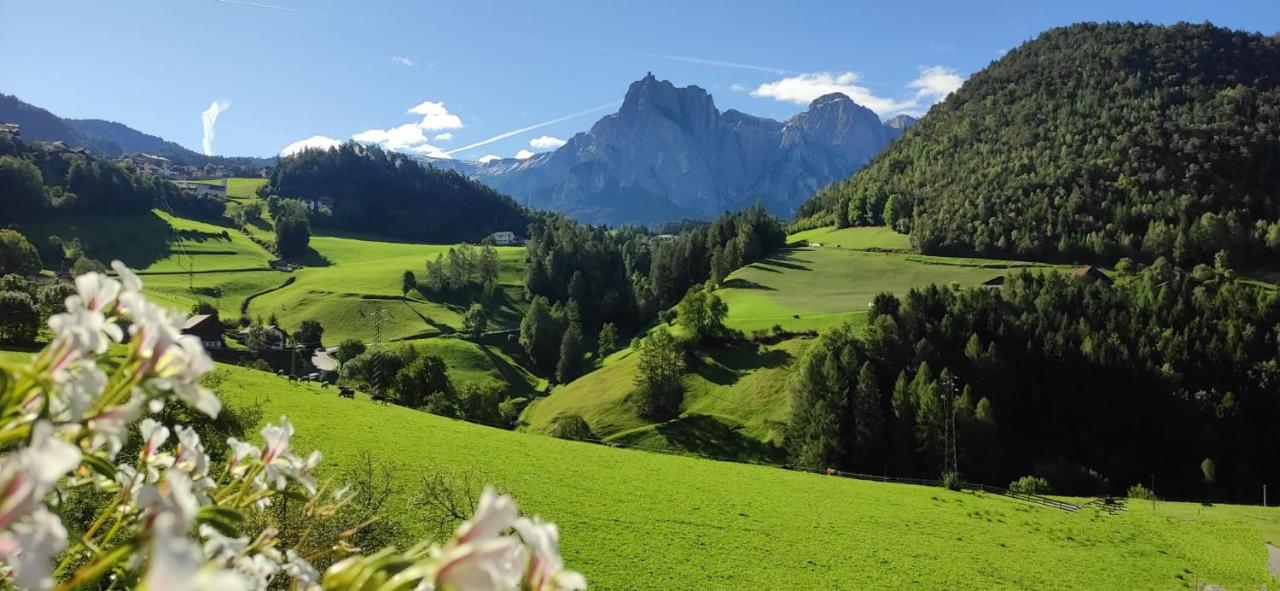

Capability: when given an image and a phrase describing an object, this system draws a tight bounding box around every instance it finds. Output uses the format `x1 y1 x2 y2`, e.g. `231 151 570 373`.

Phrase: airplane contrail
214 0 339 18
595 47 801 76
446 101 621 155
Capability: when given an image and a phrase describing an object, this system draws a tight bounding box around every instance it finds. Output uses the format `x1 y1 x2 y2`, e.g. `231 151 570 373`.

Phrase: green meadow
718 238 1061 333
787 224 913 250
2 349 1258 591
247 234 528 343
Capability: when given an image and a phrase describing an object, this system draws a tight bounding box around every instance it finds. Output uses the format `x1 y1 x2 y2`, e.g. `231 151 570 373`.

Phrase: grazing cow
825 467 838 476
320 382 330 389
338 387 355 399
371 394 390 406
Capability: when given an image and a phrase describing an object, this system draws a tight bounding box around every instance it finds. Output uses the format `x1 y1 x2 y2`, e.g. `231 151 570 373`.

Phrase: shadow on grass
291 247 332 268
653 414 782 463
720 278 777 291
691 345 794 386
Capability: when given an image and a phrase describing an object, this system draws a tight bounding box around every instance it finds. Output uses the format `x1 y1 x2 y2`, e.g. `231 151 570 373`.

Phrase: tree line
785 260 1280 501
795 23 1280 267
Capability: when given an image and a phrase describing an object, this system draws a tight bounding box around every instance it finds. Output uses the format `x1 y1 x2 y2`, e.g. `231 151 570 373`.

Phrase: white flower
282 550 319 590
48 306 121 356
112 260 143 294
225 437 260 478
139 471 199 537
173 426 213 491
86 393 144 457
199 524 249 565
259 418 295 490
0 507 68 591
514 517 586 591
233 551 282 590
72 271 123 313
49 362 106 421
422 537 527 591
454 488 518 545
139 418 174 481
0 421 82 530
144 517 250 591
287 450 322 496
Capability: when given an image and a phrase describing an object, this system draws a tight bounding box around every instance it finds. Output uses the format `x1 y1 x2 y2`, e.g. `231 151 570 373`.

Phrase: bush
546 414 596 442
1127 483 1157 501
942 471 962 491
0 229 42 276
1009 475 1053 495
0 291 39 344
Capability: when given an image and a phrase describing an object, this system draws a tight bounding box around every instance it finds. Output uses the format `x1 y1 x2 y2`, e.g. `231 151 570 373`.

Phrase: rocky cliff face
434 74 910 225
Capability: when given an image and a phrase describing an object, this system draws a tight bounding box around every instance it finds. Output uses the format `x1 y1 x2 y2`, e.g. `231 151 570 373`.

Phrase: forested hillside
0 131 223 226
264 142 531 243
787 261 1280 500
795 23 1280 266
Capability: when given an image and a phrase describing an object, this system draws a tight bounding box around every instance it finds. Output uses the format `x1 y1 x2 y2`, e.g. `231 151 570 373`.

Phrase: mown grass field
19 353 1258 591
718 234 1062 333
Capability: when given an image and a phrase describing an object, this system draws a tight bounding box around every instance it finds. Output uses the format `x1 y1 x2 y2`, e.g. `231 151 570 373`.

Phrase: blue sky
2 0 1275 160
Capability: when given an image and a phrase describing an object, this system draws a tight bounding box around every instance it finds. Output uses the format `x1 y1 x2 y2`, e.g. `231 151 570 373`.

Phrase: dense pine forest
263 142 532 243
795 23 1280 266
786 262 1280 500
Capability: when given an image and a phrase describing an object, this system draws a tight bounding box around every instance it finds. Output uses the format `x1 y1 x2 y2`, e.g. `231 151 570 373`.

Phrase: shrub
0 290 39 344
942 471 962 491
1127 483 1157 501
547 414 596 442
1009 475 1053 495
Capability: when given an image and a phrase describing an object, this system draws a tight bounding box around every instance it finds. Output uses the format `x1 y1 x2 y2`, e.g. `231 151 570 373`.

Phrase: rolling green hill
3 349 1262 591
522 227 1069 457
246 234 528 343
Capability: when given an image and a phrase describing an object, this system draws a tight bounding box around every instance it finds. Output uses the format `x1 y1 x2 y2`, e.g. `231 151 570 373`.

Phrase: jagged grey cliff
433 74 914 225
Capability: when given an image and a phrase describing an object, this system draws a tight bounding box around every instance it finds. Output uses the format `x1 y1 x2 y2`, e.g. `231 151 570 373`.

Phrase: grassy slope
248 235 528 343
522 338 806 462
719 240 1061 333
193 361 1278 590
787 225 913 250
523 227 1069 460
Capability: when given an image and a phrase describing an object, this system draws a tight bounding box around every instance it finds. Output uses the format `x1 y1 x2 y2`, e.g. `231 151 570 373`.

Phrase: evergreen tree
557 320 585 383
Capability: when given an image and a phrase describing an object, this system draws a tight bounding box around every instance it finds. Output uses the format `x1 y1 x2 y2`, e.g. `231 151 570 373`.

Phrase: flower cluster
0 263 584 591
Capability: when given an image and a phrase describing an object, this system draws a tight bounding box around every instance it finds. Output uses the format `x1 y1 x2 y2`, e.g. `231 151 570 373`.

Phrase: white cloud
514 149 534 160
391 55 413 67
751 72 916 115
406 100 463 130
280 135 341 156
477 154 501 163
908 66 963 102
729 83 746 93
352 123 427 151
407 143 450 159
433 132 453 142
201 100 230 156
750 66 966 118
528 135 566 150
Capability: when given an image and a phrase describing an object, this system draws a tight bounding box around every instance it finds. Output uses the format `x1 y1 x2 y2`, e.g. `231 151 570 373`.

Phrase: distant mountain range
0 93 272 169
433 74 914 225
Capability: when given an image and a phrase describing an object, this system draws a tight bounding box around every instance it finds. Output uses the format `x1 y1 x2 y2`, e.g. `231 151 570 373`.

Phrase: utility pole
1264 484 1268 508
943 373 959 481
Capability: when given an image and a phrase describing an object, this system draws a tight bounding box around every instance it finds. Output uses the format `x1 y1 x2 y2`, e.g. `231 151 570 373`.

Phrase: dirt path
1267 543 1280 579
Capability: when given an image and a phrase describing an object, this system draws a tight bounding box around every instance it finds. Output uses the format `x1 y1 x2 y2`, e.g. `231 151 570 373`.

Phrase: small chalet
1072 265 1113 285
181 315 224 350
0 122 19 136
488 231 518 246
174 179 228 199
981 276 1006 290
